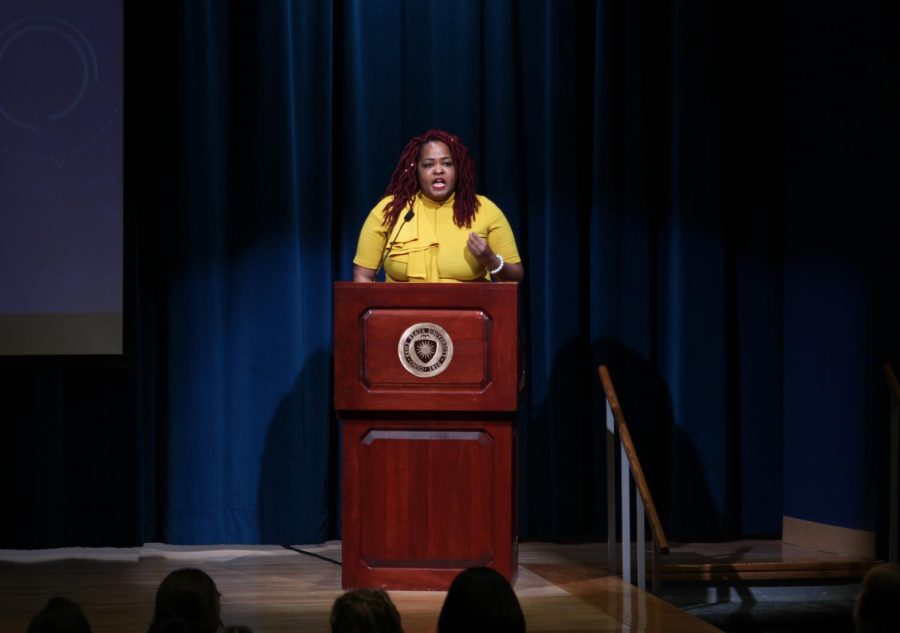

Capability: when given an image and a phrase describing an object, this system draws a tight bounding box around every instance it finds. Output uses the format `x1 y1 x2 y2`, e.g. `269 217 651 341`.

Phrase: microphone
373 208 415 281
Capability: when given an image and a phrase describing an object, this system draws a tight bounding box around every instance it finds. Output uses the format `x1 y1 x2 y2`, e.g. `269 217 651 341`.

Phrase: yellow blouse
353 193 522 282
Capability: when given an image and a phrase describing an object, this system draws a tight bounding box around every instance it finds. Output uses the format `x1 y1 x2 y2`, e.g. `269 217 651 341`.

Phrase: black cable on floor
281 544 342 566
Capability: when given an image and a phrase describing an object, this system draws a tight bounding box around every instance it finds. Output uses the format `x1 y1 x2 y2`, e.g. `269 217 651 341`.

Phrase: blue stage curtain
2 1 895 548
160 1 338 543
155 0 786 544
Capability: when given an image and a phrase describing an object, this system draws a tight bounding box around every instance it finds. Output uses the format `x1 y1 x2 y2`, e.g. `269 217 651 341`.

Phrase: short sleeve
480 197 522 265
352 198 391 270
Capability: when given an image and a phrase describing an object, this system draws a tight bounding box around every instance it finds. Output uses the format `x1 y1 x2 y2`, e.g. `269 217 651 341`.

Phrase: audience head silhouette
27 596 92 633
330 589 404 633
438 567 525 633
148 568 222 633
855 562 900 633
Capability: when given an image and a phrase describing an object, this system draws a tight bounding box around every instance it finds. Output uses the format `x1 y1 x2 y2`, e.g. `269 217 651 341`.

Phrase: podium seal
398 323 453 377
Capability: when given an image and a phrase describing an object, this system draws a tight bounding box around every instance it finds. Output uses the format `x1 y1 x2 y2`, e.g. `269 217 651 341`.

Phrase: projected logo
0 14 120 165
398 323 454 378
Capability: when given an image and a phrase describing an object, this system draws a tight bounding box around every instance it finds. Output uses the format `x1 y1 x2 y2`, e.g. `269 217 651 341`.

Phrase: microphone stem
374 205 415 281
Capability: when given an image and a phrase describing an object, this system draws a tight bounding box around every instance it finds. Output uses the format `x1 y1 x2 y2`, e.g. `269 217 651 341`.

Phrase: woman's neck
419 191 455 208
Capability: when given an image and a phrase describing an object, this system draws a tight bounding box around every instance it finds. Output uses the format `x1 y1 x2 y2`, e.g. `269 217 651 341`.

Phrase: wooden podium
333 282 519 590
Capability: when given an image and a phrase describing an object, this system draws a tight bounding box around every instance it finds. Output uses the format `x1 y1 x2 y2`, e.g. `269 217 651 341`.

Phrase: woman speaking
353 129 524 283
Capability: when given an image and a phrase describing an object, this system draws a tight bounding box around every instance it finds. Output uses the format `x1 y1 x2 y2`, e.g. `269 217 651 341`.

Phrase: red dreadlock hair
381 129 480 229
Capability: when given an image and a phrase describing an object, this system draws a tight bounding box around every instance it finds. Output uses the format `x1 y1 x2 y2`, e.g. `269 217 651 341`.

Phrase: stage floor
7 539 826 632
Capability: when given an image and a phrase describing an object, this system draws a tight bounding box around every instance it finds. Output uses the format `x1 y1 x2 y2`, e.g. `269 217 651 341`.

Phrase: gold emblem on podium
398 323 453 377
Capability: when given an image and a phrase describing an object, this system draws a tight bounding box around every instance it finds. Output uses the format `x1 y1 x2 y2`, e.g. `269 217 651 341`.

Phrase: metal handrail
599 365 669 593
885 364 900 563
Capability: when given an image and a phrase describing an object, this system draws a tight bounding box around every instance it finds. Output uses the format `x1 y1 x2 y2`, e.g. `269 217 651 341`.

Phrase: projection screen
0 2 123 356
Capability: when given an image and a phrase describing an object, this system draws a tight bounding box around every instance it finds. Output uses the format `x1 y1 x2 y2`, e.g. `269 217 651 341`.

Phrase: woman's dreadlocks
381 129 480 229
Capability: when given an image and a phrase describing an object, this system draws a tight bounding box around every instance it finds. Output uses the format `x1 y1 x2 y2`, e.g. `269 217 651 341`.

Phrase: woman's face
417 141 457 201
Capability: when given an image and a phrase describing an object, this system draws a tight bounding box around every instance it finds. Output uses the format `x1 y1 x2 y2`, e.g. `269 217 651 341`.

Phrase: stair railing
885 364 900 563
599 365 669 593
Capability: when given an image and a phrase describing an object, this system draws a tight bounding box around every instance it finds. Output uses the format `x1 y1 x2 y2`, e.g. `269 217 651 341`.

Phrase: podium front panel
341 417 517 590
361 309 488 389
334 282 518 412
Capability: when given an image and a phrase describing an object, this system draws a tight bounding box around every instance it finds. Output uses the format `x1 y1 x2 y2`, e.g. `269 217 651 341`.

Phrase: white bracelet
488 254 505 275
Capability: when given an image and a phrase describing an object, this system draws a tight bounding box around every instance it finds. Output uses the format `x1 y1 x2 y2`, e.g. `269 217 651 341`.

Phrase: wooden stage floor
0 539 869 633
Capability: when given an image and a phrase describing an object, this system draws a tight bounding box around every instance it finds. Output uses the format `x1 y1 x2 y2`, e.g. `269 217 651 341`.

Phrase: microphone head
404 210 415 221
